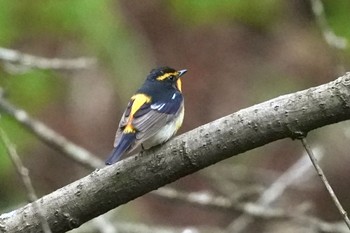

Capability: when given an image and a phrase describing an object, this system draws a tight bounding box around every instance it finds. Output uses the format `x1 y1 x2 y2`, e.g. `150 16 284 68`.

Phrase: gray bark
1 73 350 233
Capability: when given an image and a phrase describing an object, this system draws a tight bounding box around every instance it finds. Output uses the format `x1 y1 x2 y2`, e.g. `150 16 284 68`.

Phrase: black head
145 66 187 92
147 66 187 83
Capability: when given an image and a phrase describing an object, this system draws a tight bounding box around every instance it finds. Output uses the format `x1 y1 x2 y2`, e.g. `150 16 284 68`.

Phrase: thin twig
72 220 225 233
0 47 96 72
149 186 349 233
258 146 324 204
310 0 347 74
154 187 290 218
310 0 347 50
227 147 324 232
0 128 52 233
0 97 104 169
301 138 350 230
310 5 350 227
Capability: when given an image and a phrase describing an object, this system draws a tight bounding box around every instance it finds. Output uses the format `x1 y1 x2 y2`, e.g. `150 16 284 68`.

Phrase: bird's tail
105 133 136 165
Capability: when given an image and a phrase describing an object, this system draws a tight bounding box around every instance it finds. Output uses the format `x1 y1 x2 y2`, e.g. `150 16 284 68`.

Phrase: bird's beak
178 69 187 77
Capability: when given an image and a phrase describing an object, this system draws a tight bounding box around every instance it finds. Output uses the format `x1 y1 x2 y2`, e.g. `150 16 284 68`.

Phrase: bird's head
147 66 187 92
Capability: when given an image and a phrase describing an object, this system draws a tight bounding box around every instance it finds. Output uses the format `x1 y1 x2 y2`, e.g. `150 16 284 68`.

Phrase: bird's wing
114 92 183 148
113 94 151 146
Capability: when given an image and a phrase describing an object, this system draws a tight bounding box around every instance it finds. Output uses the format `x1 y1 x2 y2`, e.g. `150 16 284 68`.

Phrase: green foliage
1 70 61 111
323 1 350 53
32 0 150 98
0 70 58 179
0 128 12 177
2 0 149 99
0 116 38 176
170 0 281 28
0 1 20 45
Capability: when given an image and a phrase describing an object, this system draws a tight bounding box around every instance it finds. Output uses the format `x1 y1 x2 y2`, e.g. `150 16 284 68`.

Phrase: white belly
142 107 184 149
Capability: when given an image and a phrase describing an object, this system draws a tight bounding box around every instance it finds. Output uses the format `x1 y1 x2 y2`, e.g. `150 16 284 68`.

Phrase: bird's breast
142 106 184 150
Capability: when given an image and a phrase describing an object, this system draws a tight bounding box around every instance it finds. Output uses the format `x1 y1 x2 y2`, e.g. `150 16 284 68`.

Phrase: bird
105 66 187 165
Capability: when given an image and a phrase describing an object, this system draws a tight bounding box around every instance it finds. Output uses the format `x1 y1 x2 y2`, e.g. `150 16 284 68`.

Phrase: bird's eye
169 75 175 81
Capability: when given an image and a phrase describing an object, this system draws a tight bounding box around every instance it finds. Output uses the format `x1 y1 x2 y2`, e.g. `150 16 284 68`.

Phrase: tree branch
0 128 52 233
0 97 104 169
301 138 350 229
1 73 350 233
0 47 96 71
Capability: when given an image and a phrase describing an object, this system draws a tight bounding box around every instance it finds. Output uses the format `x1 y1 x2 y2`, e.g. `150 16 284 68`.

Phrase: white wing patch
151 103 166 110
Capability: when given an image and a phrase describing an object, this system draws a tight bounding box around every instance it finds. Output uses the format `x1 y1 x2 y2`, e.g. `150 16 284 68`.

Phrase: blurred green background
1 0 350 232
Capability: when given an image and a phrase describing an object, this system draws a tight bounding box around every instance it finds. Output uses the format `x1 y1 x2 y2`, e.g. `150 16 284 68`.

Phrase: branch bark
1 73 350 233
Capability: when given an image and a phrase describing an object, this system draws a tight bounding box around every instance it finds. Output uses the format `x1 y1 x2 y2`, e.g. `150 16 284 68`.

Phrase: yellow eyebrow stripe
123 94 152 134
156 72 178 81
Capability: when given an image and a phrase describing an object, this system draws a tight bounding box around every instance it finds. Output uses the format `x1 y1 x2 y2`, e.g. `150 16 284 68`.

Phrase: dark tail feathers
105 133 135 165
